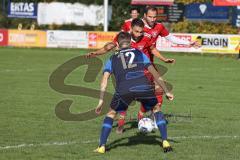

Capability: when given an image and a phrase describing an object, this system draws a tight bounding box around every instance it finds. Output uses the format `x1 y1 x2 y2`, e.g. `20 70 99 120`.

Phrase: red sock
120 111 126 116
140 104 146 113
137 112 144 121
138 104 147 121
118 118 125 127
118 112 126 127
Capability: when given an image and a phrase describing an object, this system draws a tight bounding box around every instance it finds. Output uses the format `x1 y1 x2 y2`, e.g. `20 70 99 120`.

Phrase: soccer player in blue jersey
94 32 174 153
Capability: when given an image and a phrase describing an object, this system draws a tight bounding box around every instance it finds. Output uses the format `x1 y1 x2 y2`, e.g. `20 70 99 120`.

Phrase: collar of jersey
144 22 156 29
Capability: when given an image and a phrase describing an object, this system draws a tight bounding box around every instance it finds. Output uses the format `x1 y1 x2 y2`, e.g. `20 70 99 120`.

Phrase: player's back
110 48 153 95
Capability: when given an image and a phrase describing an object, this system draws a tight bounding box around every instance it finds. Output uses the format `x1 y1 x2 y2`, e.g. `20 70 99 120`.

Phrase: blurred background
0 0 239 33
0 0 239 54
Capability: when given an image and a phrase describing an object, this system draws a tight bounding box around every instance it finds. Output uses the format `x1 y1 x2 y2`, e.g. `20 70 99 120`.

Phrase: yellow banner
192 34 240 54
88 32 117 49
8 30 46 47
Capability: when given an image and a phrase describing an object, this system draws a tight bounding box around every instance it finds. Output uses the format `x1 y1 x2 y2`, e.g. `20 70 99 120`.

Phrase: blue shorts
110 91 158 112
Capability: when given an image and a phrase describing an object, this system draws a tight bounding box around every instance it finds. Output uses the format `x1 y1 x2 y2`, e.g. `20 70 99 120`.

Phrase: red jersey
121 19 132 32
113 33 154 62
120 20 169 46
144 22 169 46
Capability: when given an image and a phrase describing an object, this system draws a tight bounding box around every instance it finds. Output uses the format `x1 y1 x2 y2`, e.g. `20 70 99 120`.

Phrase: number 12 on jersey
118 52 137 69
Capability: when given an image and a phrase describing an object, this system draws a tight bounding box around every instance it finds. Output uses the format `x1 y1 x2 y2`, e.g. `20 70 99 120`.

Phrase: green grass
0 47 240 160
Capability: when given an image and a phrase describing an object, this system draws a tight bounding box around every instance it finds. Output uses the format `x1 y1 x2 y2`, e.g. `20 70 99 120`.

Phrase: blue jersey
103 48 154 95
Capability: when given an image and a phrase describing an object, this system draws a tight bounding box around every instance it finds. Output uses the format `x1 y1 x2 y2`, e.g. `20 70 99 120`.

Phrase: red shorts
144 68 164 105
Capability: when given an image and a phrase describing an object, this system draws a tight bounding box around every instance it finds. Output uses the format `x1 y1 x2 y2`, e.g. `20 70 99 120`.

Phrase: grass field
0 47 240 160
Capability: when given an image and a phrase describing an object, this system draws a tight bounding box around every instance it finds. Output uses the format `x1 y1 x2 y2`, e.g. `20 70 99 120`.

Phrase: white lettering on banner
236 19 240 27
9 34 25 43
11 3 34 12
0 33 3 42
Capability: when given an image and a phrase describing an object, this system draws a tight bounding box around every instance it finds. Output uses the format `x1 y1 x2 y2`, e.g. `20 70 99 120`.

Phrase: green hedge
0 0 238 34
170 20 239 34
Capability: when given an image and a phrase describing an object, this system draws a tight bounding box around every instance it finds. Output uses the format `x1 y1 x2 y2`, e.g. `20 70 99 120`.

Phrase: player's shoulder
119 47 144 56
155 22 166 28
124 18 132 23
120 47 137 53
143 32 152 40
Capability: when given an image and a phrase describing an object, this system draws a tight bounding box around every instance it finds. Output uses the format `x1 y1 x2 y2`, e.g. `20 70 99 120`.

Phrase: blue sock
154 112 167 140
99 116 113 146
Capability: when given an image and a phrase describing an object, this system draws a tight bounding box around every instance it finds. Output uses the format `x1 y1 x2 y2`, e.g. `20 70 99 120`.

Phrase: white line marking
0 135 239 150
170 135 240 140
0 69 44 73
0 141 77 150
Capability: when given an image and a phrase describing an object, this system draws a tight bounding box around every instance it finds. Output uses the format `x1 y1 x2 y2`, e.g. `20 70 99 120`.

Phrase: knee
107 109 116 119
153 104 161 113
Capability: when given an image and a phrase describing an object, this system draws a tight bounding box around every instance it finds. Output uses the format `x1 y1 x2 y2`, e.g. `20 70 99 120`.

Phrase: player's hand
190 41 201 49
85 52 96 58
164 58 175 64
166 93 174 101
95 100 104 115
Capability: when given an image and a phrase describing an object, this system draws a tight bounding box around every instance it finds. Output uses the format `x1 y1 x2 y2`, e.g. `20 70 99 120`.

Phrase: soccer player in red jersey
121 7 140 32
137 6 201 120
114 6 201 133
86 19 166 133
121 6 200 63
86 18 155 61
143 6 200 47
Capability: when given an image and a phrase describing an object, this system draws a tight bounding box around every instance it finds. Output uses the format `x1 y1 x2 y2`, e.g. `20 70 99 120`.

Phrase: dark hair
130 7 140 14
131 18 144 28
196 36 202 40
144 5 157 14
117 32 131 47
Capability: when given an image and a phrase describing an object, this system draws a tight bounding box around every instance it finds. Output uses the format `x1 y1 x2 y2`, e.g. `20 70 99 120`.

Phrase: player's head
144 6 157 27
196 36 202 45
131 18 144 39
117 32 131 49
130 7 140 19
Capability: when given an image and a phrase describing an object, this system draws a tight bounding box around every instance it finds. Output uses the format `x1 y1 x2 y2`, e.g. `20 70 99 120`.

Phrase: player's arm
147 65 174 100
95 58 112 114
95 72 111 114
86 42 117 58
150 47 175 63
164 34 201 48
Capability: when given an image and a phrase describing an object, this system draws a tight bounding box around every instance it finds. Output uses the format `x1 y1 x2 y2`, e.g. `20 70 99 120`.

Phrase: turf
0 47 240 160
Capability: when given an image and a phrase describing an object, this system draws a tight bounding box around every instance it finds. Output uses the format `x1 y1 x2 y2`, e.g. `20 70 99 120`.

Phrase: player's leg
139 94 172 153
152 104 172 152
116 93 133 134
138 82 163 121
94 109 116 153
116 111 126 134
137 103 146 120
153 85 163 129
95 93 131 153
137 70 154 120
